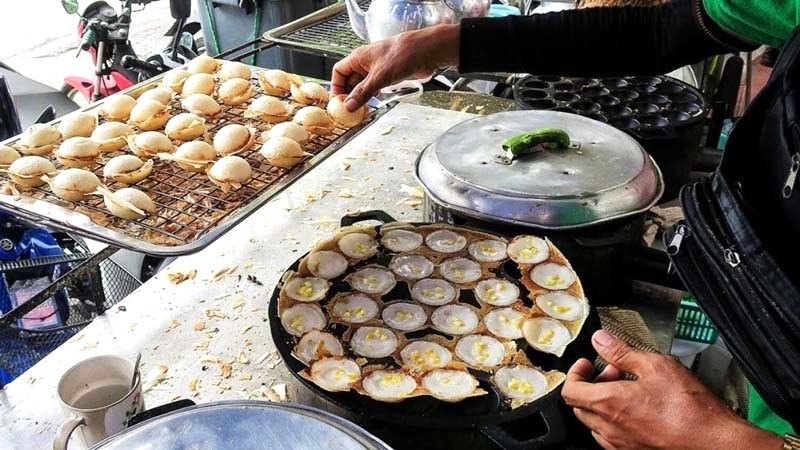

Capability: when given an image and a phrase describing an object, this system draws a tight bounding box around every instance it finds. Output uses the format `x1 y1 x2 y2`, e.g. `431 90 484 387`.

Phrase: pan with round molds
273 213 593 423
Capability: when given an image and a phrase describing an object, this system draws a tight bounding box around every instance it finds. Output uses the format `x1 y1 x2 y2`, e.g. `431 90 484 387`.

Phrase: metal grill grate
277 2 368 56
0 67 374 251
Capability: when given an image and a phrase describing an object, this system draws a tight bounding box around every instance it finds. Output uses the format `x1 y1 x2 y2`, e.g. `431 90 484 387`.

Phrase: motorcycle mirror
61 0 80 15
169 0 191 19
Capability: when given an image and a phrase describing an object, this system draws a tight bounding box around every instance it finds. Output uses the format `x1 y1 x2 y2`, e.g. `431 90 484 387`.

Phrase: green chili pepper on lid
502 128 571 159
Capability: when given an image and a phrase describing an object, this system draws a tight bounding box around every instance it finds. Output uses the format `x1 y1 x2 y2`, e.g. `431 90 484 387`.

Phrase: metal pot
345 0 490 43
415 110 664 304
90 400 392 450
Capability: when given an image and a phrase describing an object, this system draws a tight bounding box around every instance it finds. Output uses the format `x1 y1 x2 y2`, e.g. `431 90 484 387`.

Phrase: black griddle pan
268 210 600 449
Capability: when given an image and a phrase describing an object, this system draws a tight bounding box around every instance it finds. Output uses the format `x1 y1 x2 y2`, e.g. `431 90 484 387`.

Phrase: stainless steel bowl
92 401 393 450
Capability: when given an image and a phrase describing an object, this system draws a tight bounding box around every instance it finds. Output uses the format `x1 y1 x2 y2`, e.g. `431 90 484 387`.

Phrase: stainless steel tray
0 65 386 256
262 2 367 59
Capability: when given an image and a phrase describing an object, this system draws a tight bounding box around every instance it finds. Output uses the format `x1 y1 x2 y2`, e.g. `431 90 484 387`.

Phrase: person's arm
562 330 783 450
459 0 755 76
332 0 756 111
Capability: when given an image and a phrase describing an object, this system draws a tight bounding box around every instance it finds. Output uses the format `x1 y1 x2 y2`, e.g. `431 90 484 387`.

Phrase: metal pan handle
479 396 566 450
369 80 424 109
340 210 398 227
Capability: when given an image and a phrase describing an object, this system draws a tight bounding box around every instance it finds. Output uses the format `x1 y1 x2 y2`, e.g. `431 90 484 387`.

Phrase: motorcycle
60 0 201 104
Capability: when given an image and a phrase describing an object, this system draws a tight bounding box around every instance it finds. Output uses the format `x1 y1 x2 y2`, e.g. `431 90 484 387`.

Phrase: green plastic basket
674 295 719 344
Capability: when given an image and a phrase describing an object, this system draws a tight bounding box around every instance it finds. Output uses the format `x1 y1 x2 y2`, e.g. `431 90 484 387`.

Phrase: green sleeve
748 385 794 435
703 0 800 48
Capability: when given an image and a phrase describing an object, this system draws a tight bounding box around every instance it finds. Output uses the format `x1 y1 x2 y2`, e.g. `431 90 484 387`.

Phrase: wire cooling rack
0 65 379 256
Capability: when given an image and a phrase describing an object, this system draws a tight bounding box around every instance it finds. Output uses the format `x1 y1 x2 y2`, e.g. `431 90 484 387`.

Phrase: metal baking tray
262 1 367 59
0 65 386 256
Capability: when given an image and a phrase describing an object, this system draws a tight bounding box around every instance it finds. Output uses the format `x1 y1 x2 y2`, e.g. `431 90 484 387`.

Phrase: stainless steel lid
415 110 663 229
92 401 392 450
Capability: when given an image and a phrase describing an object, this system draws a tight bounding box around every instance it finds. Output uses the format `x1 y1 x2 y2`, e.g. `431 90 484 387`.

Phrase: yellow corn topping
354 242 369 254
479 243 497 254
296 281 315 298
554 305 572 314
519 247 539 259
423 348 441 364
499 314 523 329
452 269 465 280
508 377 534 395
379 374 404 387
449 316 465 330
364 275 379 289
394 310 412 323
441 377 451 385
538 329 555 345
343 307 367 319
290 315 304 332
440 239 455 246
545 274 563 287
422 287 447 299
474 340 490 363
411 348 442 366
331 369 357 382
366 329 388 341
485 283 506 302
411 266 422 273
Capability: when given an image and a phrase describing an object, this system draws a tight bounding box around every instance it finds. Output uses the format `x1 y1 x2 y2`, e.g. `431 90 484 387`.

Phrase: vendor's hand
331 24 460 111
562 330 783 450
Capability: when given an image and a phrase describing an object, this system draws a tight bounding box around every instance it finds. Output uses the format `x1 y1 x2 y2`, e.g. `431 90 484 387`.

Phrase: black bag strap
675 25 800 429
715 26 800 278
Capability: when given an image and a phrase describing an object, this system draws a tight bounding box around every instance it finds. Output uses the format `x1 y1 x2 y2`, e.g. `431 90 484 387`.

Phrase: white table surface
0 103 472 449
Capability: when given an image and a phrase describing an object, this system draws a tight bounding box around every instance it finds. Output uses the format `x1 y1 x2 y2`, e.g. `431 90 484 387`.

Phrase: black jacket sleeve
458 0 757 76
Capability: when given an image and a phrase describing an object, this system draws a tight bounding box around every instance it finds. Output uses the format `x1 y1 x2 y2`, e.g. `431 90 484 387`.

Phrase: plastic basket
0 244 141 385
674 296 719 344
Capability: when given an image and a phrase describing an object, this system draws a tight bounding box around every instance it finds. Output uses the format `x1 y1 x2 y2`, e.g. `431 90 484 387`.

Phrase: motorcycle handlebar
80 27 97 51
120 55 162 77
119 6 132 23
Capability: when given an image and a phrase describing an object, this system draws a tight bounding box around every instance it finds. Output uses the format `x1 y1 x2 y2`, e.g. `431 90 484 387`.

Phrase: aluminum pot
90 400 392 450
345 0 490 43
416 110 664 304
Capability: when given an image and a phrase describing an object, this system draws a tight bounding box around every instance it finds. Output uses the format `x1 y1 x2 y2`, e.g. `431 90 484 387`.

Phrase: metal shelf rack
219 2 367 63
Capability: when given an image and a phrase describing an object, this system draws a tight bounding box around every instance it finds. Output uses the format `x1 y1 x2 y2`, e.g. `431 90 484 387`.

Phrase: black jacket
459 0 756 76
